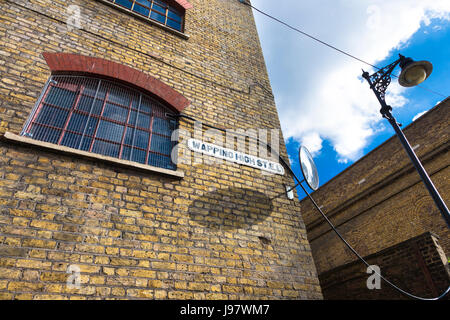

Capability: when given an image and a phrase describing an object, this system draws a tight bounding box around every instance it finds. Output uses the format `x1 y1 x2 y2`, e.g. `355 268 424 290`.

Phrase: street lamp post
362 54 450 228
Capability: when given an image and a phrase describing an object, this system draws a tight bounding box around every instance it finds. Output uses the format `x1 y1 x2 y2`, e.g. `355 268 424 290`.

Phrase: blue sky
250 0 450 197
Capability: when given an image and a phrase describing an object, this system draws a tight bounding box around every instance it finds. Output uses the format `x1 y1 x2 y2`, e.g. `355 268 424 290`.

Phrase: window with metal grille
105 0 184 32
22 75 178 170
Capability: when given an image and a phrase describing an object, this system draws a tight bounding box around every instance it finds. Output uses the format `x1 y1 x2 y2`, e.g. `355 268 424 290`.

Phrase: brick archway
174 0 193 10
42 52 190 112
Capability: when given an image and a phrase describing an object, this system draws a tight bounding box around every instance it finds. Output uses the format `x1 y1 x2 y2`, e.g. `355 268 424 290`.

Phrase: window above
106 0 185 32
22 75 178 171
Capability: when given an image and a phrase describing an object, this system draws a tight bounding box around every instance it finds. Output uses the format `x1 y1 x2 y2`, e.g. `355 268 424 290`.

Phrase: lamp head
398 56 433 87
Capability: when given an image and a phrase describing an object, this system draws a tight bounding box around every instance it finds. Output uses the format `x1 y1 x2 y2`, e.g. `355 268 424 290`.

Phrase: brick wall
0 0 323 299
301 99 449 276
319 232 450 300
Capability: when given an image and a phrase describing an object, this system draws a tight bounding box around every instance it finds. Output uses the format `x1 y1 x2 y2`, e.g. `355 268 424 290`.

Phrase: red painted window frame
21 53 190 170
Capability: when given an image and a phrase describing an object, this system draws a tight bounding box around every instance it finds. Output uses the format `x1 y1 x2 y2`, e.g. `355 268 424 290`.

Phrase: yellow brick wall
0 0 323 299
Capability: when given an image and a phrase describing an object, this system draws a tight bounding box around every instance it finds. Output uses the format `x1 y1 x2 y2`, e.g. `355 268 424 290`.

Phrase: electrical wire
297 181 450 301
8 0 449 298
9 0 447 98
269 182 302 201
174 112 450 300
181 2 450 299
240 0 448 98
242 0 377 69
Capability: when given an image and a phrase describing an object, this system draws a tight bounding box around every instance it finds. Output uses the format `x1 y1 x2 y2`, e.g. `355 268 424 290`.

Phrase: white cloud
300 132 323 156
252 0 450 162
412 110 428 122
287 153 295 166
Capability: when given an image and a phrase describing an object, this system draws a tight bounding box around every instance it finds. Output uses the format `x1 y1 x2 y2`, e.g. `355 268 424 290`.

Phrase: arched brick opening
42 52 190 112
174 0 193 10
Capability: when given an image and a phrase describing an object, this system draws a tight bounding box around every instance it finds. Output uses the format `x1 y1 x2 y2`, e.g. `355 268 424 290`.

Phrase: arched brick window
21 53 190 171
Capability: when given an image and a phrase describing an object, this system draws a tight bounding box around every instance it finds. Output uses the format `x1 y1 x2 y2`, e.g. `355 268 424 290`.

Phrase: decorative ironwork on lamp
362 54 449 228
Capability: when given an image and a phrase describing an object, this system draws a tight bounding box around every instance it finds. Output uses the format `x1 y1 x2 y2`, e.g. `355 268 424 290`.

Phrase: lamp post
362 54 450 228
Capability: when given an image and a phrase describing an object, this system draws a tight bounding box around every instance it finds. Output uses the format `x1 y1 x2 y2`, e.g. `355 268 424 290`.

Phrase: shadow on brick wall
188 187 273 231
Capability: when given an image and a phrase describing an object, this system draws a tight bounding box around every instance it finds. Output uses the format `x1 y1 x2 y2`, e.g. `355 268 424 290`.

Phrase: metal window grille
106 0 184 32
22 75 178 170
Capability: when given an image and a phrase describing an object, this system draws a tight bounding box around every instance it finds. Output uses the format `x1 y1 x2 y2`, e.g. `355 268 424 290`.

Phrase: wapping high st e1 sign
187 139 285 175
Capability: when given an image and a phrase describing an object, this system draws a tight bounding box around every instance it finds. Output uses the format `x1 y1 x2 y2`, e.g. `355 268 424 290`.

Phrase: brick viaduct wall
300 99 449 296
0 0 322 299
319 232 450 300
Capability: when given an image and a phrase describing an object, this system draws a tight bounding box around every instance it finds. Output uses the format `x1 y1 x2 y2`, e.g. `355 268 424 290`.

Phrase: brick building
0 0 323 299
301 100 450 299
